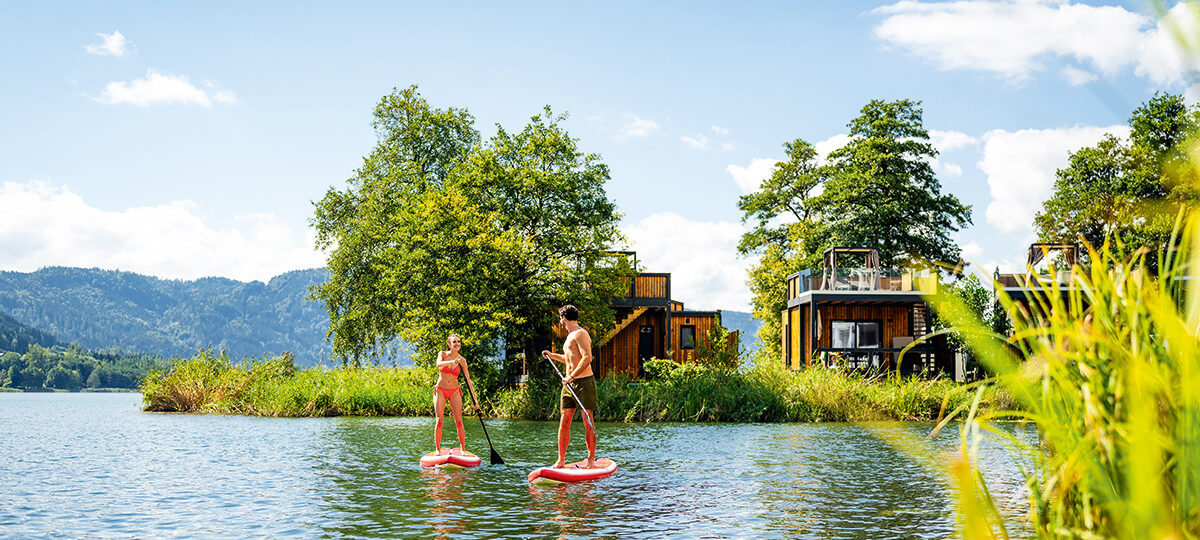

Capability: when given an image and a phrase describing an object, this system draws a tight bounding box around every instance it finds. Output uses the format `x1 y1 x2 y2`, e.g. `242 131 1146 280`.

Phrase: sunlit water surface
0 393 1031 538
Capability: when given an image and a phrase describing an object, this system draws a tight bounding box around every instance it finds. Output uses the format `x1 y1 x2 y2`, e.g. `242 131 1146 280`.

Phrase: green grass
917 216 1200 539
141 351 439 417
491 361 989 423
142 350 987 422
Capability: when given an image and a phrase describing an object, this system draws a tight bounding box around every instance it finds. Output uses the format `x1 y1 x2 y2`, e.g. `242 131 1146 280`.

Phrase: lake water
0 393 1030 538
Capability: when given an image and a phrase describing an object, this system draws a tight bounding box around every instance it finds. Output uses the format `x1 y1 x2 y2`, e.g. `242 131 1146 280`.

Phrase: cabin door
638 326 654 378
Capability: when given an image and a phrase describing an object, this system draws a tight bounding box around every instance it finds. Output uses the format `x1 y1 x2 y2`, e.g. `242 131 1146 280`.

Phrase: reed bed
143 350 986 422
921 216 1200 539
141 351 438 417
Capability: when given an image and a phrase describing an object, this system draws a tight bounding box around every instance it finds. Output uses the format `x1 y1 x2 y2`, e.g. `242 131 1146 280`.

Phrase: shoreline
139 352 1002 423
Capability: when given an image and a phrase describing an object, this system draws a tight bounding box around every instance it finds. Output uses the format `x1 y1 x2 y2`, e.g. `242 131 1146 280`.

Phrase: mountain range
0 267 761 366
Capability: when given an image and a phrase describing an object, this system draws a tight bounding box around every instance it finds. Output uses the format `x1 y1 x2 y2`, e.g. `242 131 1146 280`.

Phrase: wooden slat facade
782 303 912 368
633 275 669 298
595 309 663 379
781 305 810 370
814 304 911 350
670 313 718 364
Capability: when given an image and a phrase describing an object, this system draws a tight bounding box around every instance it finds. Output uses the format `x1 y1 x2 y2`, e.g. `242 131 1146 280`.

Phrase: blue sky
1 1 1196 312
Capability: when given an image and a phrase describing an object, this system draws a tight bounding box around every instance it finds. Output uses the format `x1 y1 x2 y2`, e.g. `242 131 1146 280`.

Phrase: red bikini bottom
435 386 461 399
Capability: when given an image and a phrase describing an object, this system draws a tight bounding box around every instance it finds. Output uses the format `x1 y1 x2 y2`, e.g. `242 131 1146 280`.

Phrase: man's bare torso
563 328 593 379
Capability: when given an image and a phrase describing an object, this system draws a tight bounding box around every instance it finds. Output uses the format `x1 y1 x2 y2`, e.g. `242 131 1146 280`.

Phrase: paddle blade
490 447 504 465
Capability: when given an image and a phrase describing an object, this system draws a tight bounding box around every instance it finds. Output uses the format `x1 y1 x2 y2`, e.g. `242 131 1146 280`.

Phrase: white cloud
618 114 659 139
813 133 851 165
938 162 965 177
681 135 708 149
928 129 978 152
0 181 324 281
927 129 977 178
711 125 730 135
624 213 752 312
726 158 779 194
1061 65 1098 85
85 31 132 57
961 241 983 261
871 1 1184 85
978 124 1129 234
726 133 851 195
95 70 237 107
1136 3 1200 86
721 142 736 152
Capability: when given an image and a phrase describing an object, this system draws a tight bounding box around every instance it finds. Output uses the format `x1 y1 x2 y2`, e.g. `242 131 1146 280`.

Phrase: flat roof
786 290 928 308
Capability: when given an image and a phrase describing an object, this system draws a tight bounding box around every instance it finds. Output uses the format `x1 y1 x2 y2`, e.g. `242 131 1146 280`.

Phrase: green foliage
312 86 630 367
0 309 59 353
0 267 333 366
924 215 1200 538
814 99 972 269
691 317 742 370
0 342 168 390
144 349 980 423
141 349 505 417
928 273 997 353
490 360 980 423
739 99 973 365
1035 92 1200 266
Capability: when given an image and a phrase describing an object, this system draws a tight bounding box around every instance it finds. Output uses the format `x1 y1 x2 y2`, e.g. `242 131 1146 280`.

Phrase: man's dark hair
558 305 579 321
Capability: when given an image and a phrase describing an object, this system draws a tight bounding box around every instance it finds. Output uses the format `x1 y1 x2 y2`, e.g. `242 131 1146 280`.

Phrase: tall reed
926 215 1200 538
143 350 982 422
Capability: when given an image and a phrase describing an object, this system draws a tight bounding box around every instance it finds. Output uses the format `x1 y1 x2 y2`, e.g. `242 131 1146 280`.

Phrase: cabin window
680 325 696 350
831 321 881 348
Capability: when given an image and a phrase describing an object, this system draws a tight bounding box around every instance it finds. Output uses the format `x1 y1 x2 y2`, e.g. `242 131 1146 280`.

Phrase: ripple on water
0 393 1031 538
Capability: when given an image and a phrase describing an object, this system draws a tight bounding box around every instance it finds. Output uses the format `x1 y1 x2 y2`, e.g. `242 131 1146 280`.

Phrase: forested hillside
0 308 59 353
0 266 763 369
0 267 334 366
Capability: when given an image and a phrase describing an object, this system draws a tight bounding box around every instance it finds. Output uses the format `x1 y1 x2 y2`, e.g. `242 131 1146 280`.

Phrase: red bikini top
440 361 461 376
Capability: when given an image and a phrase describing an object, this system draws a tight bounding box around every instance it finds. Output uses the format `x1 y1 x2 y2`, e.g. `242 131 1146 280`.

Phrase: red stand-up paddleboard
527 458 617 485
420 448 482 469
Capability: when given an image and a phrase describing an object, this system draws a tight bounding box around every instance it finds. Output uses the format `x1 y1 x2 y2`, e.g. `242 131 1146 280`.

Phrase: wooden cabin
591 265 735 379
994 243 1082 328
506 252 736 382
780 247 952 376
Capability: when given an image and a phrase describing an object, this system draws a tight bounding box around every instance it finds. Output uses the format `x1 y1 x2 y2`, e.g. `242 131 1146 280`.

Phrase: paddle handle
541 351 596 432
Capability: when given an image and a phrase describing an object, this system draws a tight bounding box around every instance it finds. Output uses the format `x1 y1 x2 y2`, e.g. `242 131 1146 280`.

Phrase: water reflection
310 417 434 538
423 468 468 539
528 481 599 538
1 394 1036 538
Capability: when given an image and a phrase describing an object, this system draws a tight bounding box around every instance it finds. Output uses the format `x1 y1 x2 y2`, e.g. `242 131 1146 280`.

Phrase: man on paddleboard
542 304 598 469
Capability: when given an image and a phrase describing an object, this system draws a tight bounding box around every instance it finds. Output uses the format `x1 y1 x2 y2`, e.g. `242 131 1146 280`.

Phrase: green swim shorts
561 375 599 411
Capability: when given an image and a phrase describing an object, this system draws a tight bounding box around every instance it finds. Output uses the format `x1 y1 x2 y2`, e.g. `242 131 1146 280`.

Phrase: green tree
45 365 82 390
1035 92 1200 261
738 99 972 364
812 99 972 269
86 368 102 388
313 87 629 366
15 365 44 388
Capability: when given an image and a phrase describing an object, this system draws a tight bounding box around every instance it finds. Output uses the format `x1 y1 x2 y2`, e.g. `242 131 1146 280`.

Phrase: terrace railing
786 268 939 300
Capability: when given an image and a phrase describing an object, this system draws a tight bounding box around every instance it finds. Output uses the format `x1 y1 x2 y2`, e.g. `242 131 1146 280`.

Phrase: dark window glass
857 322 880 348
680 325 696 350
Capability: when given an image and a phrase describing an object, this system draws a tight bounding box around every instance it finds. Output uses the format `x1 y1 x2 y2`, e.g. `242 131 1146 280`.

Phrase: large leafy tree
312 87 629 366
814 99 972 270
738 140 826 365
738 99 972 364
1035 92 1200 261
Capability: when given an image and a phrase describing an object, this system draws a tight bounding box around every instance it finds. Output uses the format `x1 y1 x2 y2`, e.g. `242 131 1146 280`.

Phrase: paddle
541 351 596 433
459 358 504 465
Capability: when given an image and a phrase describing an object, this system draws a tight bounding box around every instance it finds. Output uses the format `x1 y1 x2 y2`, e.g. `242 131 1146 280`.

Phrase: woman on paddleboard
433 334 480 454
